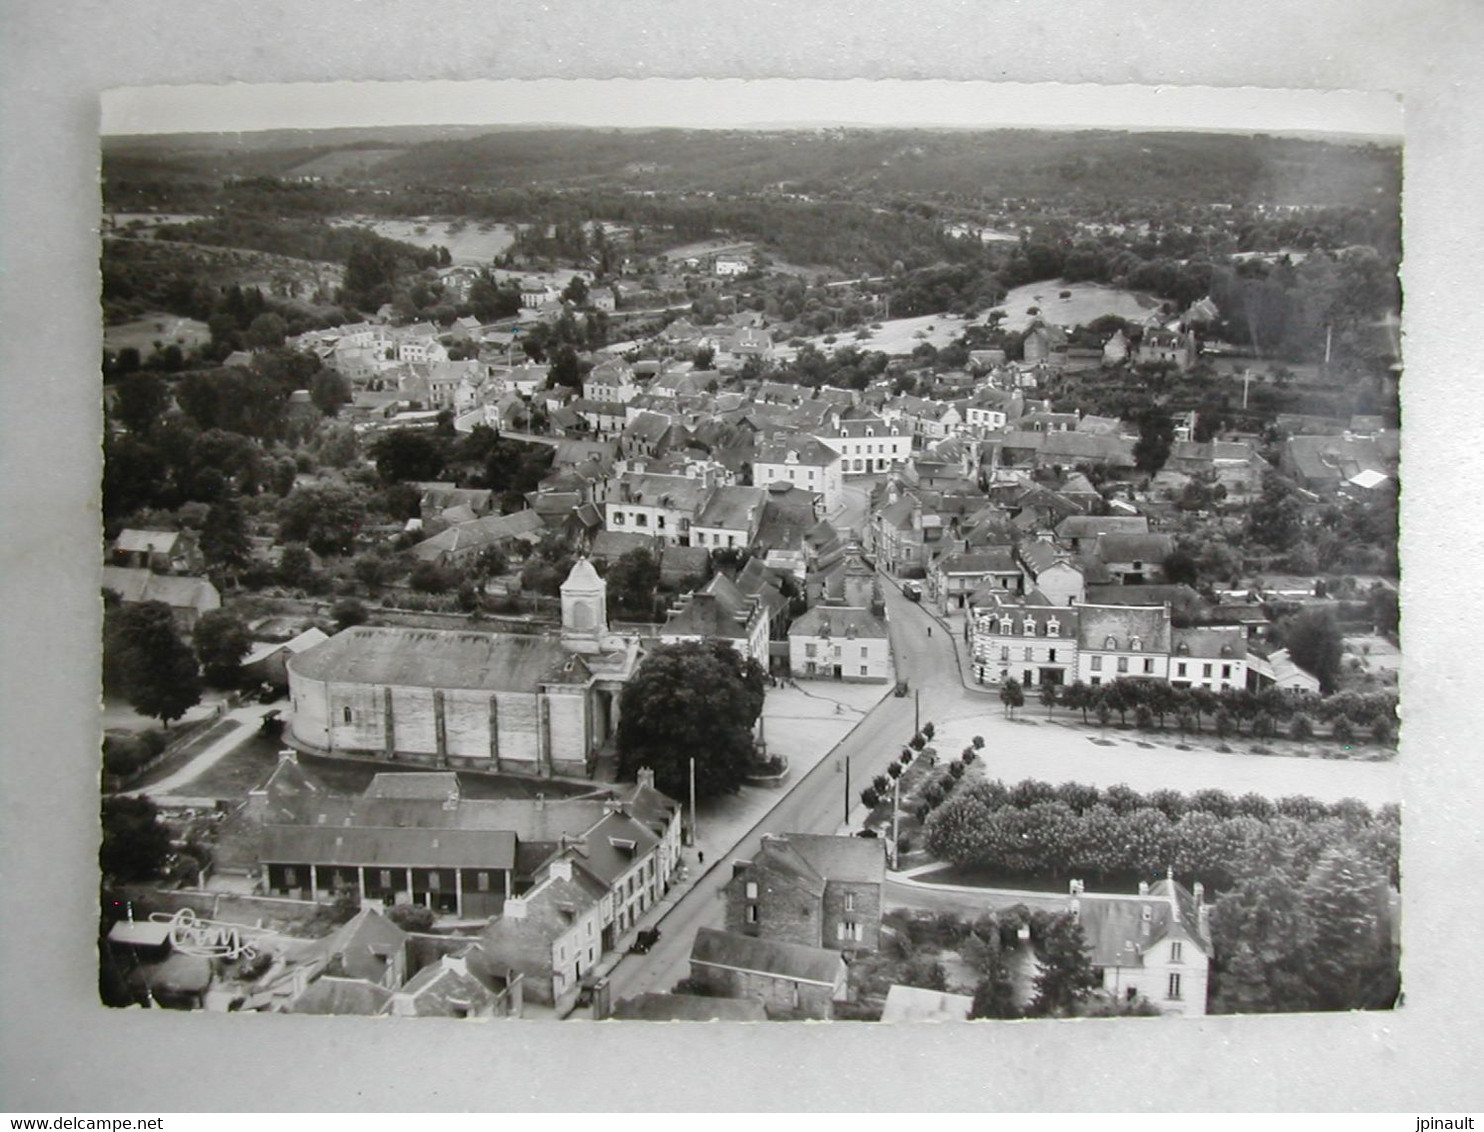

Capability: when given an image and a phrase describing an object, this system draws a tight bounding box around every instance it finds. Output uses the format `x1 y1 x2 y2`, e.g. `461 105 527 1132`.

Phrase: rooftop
287 626 573 692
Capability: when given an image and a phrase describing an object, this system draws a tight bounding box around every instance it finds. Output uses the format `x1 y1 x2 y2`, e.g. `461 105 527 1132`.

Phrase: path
125 703 282 798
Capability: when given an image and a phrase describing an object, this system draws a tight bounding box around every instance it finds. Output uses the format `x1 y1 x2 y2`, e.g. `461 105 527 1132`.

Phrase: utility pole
890 772 901 870
839 756 851 825
914 688 920 736
689 757 698 848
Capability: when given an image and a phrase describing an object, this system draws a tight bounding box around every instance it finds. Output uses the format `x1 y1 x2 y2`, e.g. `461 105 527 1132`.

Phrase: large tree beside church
615 640 766 800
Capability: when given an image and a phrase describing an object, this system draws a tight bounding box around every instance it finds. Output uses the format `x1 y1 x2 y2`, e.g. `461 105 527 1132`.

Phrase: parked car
902 581 921 602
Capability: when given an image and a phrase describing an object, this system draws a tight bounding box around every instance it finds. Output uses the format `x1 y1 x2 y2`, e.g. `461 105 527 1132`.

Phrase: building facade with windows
968 592 1079 689
752 437 844 515
814 418 911 475
1072 875 1212 1017
1169 627 1249 692
1074 603 1172 686
723 834 886 957
786 606 892 683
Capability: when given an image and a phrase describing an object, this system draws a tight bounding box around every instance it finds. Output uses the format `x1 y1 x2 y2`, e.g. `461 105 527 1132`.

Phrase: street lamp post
689 756 698 848
838 755 851 826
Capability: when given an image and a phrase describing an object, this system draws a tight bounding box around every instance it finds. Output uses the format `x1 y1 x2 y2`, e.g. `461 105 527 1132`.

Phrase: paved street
597 573 1402 1008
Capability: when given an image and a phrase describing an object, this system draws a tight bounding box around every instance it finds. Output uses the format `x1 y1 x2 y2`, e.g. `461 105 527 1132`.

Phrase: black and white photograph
95 80 1402 1024
5 1 1484 1114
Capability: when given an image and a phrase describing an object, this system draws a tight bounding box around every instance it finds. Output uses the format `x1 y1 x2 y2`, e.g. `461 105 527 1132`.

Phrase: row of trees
924 777 1398 892
1030 670 1395 740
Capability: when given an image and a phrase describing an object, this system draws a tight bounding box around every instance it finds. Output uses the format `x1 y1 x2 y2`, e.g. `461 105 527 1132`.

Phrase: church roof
288 627 573 693
561 556 605 592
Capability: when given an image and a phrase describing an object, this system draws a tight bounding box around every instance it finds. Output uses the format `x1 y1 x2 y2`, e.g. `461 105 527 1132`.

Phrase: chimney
549 859 573 882
504 896 528 920
637 768 655 790
1138 881 1150 896
1069 878 1085 896
1192 881 1205 904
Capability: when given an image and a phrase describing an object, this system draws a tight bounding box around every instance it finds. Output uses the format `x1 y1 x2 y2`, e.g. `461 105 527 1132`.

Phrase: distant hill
104 126 1400 208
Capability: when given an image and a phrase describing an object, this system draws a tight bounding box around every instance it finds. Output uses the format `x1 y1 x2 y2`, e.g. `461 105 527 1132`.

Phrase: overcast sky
101 78 1403 139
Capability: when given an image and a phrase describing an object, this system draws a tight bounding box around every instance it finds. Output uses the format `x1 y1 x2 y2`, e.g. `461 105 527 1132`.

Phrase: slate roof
787 606 889 641
1171 626 1248 661
936 549 1020 575
286 976 394 1016
753 436 842 469
260 825 517 870
560 809 661 887
1055 515 1150 541
696 485 766 531
1093 532 1175 564
411 510 546 561
663 573 757 639
589 530 660 562
1076 604 1172 652
241 626 330 669
755 833 886 885
690 927 845 986
394 958 500 1017
114 529 182 554
309 909 410 984
288 626 572 692
101 566 220 612
364 772 460 801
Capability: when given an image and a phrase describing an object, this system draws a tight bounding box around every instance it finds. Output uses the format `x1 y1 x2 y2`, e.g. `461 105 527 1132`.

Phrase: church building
285 559 640 778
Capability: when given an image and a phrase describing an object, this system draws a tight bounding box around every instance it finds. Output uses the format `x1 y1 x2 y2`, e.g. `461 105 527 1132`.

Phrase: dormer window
1105 635 1117 650
1000 618 1013 635
1047 618 1060 637
1130 636 1142 652
1023 618 1037 637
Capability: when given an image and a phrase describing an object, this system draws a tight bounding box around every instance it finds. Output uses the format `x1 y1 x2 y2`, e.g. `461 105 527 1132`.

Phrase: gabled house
932 549 1022 611
660 572 770 662
1072 874 1212 1016
1075 602 1173 686
1016 539 1086 607
813 417 911 475
723 833 886 954
688 928 848 1020
1091 532 1176 585
787 605 891 682
969 590 1079 689
101 566 221 634
690 484 767 551
1169 627 1248 692
752 437 844 515
111 529 202 574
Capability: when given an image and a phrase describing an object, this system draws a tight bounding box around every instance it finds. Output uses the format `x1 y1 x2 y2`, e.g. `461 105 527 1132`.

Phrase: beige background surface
2 0 1480 1112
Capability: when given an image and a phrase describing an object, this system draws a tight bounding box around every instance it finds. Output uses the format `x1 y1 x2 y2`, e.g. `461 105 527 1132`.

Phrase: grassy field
174 729 603 802
789 312 971 358
103 312 212 353
328 216 516 264
989 279 1161 332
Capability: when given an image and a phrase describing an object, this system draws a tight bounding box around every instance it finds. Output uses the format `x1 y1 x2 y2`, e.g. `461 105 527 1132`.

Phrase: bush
873 774 889 794
947 761 966 780
1252 711 1277 739
1331 717 1356 745
909 732 926 751
386 903 436 931
332 598 369 630
962 749 977 764
409 561 455 594
1135 704 1156 731
1289 713 1315 741
899 749 914 766
861 788 880 809
887 762 903 780
1370 717 1394 745
921 722 935 740
923 784 945 809
1214 710 1236 737
972 735 985 749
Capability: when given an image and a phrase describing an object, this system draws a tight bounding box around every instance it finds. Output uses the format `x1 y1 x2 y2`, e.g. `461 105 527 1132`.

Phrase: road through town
600 578 964 1003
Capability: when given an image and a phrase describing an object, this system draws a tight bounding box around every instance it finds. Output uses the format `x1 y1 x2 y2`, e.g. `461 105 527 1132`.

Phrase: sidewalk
125 702 279 797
